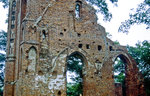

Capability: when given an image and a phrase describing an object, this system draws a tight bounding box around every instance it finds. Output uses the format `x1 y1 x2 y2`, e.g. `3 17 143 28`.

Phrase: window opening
98 45 102 51
114 56 126 96
11 25 15 29
12 1 16 10
12 16 15 21
58 91 61 95
109 46 113 51
86 44 90 49
78 44 82 48
64 29 67 32
12 11 15 15
75 1 81 18
66 53 84 96
60 32 64 37
12 1 16 7
42 30 46 40
77 33 81 37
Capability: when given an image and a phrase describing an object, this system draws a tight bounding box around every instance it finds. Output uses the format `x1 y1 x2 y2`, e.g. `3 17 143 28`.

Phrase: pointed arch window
113 55 127 96
75 1 82 18
66 52 85 96
28 47 36 73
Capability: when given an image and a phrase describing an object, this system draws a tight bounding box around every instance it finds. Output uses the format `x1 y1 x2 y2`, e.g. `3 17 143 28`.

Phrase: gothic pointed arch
66 51 87 96
75 0 82 18
113 53 143 96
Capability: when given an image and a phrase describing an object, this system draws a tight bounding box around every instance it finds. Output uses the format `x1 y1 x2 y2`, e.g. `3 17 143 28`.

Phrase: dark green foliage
114 57 126 96
127 40 150 95
127 41 150 79
67 54 83 77
0 30 7 51
0 54 5 63
86 0 119 21
67 53 84 96
144 78 150 95
0 31 7 96
114 40 120 45
67 83 83 96
114 41 150 96
119 0 150 33
86 0 114 21
114 58 125 75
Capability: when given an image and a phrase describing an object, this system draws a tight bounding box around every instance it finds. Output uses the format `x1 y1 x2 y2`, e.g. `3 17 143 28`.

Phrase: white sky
0 3 8 32
98 0 150 46
0 1 150 46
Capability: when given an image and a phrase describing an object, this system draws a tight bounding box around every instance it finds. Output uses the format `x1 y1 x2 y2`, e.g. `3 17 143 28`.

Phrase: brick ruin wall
4 0 146 96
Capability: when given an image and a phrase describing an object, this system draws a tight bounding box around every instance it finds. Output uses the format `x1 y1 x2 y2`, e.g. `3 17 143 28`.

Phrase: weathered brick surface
115 83 123 96
4 0 146 96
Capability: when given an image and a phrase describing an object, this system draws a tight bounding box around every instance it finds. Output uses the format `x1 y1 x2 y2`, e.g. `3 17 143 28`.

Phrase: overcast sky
0 3 8 32
98 0 150 46
0 0 150 46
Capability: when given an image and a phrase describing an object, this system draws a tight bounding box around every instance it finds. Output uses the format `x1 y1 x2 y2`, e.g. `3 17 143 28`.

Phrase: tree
127 40 150 95
114 41 150 95
0 0 8 8
66 54 84 96
67 83 83 96
86 0 118 21
119 0 150 33
0 30 7 96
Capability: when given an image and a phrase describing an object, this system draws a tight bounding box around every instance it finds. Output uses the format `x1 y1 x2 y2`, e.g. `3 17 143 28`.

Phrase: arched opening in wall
75 1 82 18
28 47 36 73
42 30 46 41
114 54 128 96
66 52 84 96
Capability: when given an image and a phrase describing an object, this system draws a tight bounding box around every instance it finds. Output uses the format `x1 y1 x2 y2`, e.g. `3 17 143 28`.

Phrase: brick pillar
4 61 15 96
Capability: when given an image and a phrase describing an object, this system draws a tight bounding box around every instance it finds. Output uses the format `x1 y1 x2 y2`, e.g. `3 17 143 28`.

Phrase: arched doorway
66 52 85 96
113 54 130 96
